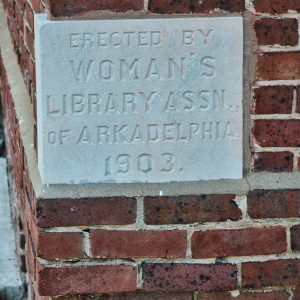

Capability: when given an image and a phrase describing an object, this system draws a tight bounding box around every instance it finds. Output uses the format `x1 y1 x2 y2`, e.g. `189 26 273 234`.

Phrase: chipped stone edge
1 3 300 199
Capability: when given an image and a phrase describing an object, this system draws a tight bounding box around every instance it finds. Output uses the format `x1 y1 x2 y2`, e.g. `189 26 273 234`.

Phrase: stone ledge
1 3 300 199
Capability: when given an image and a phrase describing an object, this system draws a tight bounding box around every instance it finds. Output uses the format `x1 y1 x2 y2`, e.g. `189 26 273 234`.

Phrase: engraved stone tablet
35 15 243 184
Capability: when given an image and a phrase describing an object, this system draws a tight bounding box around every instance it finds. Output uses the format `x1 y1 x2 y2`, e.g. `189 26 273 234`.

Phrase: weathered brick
291 225 300 252
255 18 298 46
38 264 137 296
38 232 84 260
197 290 289 299
55 292 194 299
257 52 300 80
90 230 186 259
251 152 294 172
297 86 300 113
143 263 237 292
36 197 136 227
30 0 43 12
149 0 245 14
25 2 34 31
46 0 144 17
293 287 300 299
24 25 34 58
242 259 300 288
252 86 294 114
252 120 300 147
144 195 242 224
192 227 286 258
248 190 300 219
253 0 300 14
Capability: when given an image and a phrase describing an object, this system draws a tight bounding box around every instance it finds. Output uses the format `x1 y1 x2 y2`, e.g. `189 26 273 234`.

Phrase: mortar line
286 225 292 252
251 114 300 120
251 13 300 18
252 145 300 152
136 196 146 230
237 262 242 288
143 0 149 12
41 218 300 233
255 80 300 86
37 252 300 266
186 229 193 258
137 263 143 289
287 287 294 300
292 86 297 113
83 231 90 257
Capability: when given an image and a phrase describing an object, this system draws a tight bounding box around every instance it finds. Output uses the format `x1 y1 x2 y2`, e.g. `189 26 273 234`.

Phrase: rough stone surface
0 158 25 300
35 15 243 184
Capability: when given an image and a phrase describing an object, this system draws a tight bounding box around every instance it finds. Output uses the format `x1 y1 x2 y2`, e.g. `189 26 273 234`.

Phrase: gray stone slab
35 15 243 184
0 158 25 300
3 6 300 199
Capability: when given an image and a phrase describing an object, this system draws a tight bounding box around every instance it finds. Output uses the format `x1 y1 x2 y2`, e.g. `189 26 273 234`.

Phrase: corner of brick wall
2 0 300 299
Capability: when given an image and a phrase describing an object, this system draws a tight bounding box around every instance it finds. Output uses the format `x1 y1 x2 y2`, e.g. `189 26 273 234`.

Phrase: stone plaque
35 15 243 184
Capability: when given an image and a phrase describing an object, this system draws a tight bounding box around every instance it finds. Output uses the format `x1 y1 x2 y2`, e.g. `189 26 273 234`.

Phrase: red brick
192 227 286 258
197 290 289 299
149 0 245 14
252 120 300 147
38 264 137 296
252 86 294 114
24 25 34 58
253 0 300 14
242 259 300 288
25 2 34 31
144 195 242 224
30 0 43 12
293 287 300 299
55 292 194 299
248 190 300 219
90 230 186 259
257 52 300 80
36 197 136 227
46 0 144 17
251 152 294 172
291 225 300 252
38 232 84 260
143 263 237 292
297 86 300 113
255 18 298 46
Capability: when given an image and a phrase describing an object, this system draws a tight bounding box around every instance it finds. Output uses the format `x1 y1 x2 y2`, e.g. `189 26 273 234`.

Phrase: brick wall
1 0 300 299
